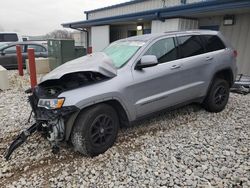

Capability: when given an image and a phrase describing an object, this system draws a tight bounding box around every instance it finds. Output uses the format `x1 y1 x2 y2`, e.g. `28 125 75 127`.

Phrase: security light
137 25 143 31
224 15 235 26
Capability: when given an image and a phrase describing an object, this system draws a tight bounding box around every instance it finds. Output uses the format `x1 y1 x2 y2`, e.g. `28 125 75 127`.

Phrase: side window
177 35 204 58
28 45 46 52
201 35 225 53
3 45 24 54
4 46 17 54
145 37 178 63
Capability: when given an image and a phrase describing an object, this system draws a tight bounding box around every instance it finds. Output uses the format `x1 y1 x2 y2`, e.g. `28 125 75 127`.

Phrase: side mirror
0 51 5 56
135 55 158 70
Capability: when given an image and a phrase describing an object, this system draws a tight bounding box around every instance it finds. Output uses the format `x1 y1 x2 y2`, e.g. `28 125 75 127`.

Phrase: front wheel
71 104 119 157
203 78 230 113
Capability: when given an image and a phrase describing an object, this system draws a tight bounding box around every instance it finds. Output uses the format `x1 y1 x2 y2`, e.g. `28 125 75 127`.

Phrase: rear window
3 46 17 54
200 35 226 53
2 45 24 54
177 35 204 58
0 34 18 42
28 44 46 52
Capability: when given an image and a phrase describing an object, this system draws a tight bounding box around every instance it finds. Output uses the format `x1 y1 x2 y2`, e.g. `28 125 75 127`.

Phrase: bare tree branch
45 29 73 39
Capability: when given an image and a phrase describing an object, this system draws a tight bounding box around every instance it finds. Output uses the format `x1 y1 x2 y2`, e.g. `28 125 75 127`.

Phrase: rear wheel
71 104 119 157
203 78 230 112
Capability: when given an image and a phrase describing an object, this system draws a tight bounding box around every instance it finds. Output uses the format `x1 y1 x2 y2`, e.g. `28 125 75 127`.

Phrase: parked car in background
0 42 48 69
0 32 23 47
33 40 48 48
5 30 238 160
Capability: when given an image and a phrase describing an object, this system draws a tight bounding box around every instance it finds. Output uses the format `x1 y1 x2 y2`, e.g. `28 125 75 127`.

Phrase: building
62 0 250 75
72 31 87 47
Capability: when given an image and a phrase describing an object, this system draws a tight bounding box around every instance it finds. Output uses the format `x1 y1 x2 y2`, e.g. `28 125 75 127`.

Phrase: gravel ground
0 71 249 188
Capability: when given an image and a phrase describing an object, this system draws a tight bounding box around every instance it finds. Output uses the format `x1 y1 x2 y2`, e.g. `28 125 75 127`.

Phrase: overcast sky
0 0 128 36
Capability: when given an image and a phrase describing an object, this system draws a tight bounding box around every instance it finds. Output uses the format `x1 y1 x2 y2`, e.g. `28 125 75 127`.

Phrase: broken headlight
38 98 65 110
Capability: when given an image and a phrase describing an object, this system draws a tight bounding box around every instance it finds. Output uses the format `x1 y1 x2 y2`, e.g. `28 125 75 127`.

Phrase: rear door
27 44 47 58
174 34 214 99
199 34 229 88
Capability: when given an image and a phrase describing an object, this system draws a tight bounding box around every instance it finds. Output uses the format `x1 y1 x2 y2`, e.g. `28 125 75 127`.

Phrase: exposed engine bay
38 71 108 97
4 71 109 160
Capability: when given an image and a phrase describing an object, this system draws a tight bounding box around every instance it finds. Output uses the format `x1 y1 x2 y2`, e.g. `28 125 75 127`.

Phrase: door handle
170 64 181 70
205 57 213 61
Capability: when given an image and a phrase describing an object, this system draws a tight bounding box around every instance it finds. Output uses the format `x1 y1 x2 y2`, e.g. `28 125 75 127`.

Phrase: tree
45 29 73 39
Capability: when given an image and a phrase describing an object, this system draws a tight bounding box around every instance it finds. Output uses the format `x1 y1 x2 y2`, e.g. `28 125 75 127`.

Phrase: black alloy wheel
71 104 119 157
90 114 115 147
214 86 227 105
203 78 230 113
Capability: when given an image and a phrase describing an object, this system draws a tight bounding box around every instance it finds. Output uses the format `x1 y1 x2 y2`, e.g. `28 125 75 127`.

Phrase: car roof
0 32 19 34
5 41 45 46
0 41 48 51
0 41 46 49
123 30 219 42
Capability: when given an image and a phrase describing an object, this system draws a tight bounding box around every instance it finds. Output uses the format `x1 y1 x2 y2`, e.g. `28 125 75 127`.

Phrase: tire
203 78 230 113
71 104 119 157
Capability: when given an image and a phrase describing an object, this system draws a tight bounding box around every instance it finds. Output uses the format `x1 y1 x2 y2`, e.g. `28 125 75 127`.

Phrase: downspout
155 12 165 22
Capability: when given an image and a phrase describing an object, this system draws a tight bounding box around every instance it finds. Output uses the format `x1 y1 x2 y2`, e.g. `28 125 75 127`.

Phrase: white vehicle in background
0 32 23 47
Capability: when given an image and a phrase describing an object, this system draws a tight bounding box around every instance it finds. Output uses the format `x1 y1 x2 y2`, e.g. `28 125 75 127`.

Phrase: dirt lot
0 71 249 187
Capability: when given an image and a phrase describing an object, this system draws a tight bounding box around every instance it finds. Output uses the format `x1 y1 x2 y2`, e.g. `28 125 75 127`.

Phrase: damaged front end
27 85 79 153
4 53 117 160
5 73 113 160
4 82 79 160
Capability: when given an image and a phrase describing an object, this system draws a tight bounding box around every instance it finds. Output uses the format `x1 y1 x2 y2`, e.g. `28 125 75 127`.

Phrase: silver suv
5 30 237 160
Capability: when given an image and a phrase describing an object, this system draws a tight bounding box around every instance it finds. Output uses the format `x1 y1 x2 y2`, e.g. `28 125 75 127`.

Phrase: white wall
88 0 203 20
151 18 198 33
152 19 179 33
91 25 110 52
88 0 162 20
179 18 199 31
199 13 250 75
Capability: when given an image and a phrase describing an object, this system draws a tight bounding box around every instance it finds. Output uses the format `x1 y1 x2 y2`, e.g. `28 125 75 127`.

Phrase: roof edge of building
62 0 250 28
84 0 147 14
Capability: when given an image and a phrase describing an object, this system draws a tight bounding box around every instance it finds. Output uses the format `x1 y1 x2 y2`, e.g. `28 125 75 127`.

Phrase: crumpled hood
40 52 117 83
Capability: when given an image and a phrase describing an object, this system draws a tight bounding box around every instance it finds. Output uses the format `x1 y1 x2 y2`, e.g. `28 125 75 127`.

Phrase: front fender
63 96 133 141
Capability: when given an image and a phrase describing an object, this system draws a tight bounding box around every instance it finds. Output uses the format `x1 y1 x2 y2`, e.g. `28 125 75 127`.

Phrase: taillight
233 50 238 58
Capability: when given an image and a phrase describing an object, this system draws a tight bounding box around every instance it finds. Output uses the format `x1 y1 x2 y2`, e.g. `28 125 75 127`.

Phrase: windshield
103 41 145 68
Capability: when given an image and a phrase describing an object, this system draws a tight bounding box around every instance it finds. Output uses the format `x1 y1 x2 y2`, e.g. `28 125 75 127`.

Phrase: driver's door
131 37 183 118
